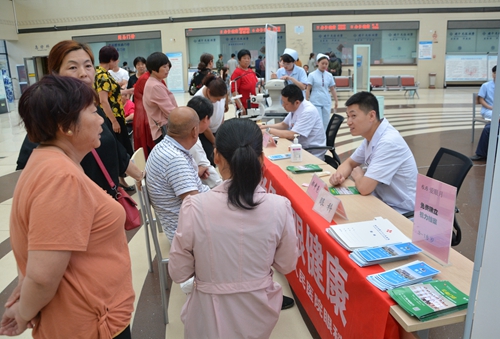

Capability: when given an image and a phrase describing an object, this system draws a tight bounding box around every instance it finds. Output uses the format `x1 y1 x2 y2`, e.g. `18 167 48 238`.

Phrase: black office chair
405 147 473 246
304 113 344 169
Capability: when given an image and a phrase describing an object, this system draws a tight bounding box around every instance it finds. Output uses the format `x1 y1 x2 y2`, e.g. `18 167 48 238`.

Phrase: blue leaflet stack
366 260 440 291
349 242 422 267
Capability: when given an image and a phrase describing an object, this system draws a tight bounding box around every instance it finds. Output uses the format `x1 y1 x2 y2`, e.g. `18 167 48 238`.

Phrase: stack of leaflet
349 242 422 267
388 280 469 321
366 260 440 291
326 217 411 251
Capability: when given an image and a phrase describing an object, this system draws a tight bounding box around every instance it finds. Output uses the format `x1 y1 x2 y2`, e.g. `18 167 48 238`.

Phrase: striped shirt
146 135 209 241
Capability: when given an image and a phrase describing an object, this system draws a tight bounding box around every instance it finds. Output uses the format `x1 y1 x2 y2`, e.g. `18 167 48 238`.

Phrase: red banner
262 158 400 339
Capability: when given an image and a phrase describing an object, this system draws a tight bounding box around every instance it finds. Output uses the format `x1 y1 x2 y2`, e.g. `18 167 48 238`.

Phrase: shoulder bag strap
91 149 118 194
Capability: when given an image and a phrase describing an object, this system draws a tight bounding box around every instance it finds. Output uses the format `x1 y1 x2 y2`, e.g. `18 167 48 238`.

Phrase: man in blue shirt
471 65 496 161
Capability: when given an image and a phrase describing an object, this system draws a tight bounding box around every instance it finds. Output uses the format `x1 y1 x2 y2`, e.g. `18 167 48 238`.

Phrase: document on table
326 217 411 251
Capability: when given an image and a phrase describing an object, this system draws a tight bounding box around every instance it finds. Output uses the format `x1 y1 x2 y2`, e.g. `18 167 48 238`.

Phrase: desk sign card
312 188 348 222
263 131 277 148
306 174 327 201
412 174 456 264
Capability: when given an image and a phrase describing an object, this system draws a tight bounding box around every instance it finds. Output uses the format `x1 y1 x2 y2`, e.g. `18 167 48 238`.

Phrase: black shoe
281 295 295 310
119 183 136 192
470 154 486 161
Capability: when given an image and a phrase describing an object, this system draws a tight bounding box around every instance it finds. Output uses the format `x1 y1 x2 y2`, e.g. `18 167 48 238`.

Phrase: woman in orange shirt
1 78 134 338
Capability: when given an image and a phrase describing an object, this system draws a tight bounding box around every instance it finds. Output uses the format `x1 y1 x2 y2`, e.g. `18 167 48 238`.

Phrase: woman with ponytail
169 119 298 339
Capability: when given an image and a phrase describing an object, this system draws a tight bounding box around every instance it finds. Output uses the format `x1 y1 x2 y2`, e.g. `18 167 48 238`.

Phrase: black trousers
199 132 215 167
114 117 134 157
114 325 131 339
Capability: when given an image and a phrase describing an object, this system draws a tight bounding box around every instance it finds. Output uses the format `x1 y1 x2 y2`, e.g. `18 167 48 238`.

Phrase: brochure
366 260 440 291
349 242 422 267
388 280 469 321
286 164 323 174
267 153 291 161
326 217 411 251
329 186 360 195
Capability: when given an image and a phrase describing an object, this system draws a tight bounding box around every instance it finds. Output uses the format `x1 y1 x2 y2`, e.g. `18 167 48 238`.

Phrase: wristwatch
266 127 271 134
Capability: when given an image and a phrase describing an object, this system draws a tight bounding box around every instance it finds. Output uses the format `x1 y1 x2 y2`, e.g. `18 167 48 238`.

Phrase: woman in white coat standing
169 119 298 339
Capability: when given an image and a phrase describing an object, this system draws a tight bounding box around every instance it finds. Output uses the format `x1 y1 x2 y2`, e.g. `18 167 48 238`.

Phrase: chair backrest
384 75 400 87
334 76 350 88
131 147 146 171
426 147 473 195
400 76 415 87
141 181 167 261
370 76 384 87
325 113 345 148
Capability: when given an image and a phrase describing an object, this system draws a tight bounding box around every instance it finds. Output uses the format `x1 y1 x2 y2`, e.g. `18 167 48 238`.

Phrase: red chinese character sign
261 158 401 339
412 174 456 264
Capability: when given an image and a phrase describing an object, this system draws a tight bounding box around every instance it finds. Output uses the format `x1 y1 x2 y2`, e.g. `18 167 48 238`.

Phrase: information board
445 54 488 82
166 52 184 93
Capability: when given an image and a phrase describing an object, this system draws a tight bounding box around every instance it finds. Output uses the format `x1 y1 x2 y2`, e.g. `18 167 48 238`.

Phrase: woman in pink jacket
169 119 298 339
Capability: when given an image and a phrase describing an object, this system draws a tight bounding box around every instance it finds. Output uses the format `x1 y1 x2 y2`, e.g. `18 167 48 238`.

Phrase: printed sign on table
312 188 347 222
262 131 277 148
412 174 456 264
306 174 326 201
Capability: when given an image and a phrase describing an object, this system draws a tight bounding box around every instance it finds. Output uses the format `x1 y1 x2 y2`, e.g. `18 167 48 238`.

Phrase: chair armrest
304 146 335 151
402 211 414 219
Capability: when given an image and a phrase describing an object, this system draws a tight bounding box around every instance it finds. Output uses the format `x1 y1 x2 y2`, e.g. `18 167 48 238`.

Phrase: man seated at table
329 91 417 214
146 106 210 242
260 84 326 160
470 65 496 161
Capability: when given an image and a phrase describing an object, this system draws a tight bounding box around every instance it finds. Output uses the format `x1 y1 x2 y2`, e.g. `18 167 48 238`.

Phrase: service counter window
446 21 500 53
186 25 286 68
312 22 418 65
74 31 162 70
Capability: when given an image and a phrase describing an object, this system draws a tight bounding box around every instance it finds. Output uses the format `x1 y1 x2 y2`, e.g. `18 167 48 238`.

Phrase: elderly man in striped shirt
146 106 210 242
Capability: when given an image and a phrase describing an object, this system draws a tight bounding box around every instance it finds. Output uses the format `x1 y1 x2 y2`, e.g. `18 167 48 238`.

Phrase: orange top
10 148 134 339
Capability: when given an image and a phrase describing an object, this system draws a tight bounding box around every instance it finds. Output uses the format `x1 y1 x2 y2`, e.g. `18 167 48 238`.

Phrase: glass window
446 29 499 53
87 39 162 68
187 33 286 68
0 40 10 78
312 29 417 65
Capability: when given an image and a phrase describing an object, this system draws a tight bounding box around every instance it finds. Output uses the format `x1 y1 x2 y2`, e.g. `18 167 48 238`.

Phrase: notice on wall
166 52 184 92
445 55 488 82
418 41 432 60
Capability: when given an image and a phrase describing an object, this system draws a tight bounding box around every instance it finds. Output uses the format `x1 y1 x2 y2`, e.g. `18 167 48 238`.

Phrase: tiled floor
0 87 485 339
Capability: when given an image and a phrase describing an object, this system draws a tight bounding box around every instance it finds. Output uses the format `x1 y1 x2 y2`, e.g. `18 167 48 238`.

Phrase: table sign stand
312 188 348 222
411 174 456 266
263 131 277 148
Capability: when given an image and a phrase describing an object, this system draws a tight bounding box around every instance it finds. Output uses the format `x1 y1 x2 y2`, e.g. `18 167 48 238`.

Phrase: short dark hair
231 53 236 58
281 84 304 103
187 96 213 121
146 52 171 73
281 54 294 63
218 54 223 58
215 119 263 210
99 45 119 63
237 49 251 61
19 75 98 143
133 56 146 67
202 73 227 97
345 91 380 120
493 65 497 73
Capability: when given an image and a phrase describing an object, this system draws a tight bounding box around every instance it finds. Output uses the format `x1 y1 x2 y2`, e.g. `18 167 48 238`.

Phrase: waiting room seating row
370 75 420 98
333 75 419 98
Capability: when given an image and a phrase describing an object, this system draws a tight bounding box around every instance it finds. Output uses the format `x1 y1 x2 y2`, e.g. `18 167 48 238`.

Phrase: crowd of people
1 41 427 339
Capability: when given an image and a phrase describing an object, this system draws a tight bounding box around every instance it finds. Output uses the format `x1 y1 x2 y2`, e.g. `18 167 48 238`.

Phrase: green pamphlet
387 280 469 321
286 164 322 174
329 186 360 195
